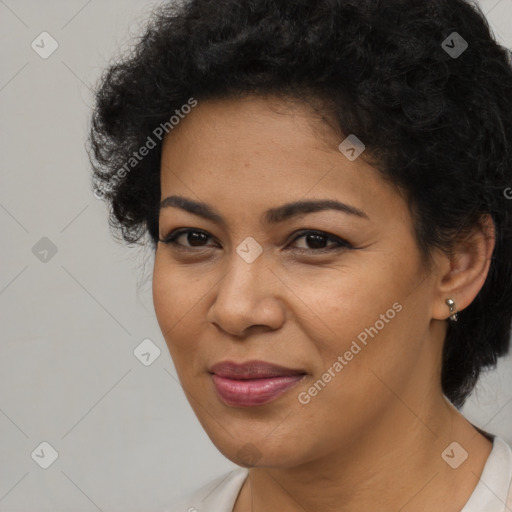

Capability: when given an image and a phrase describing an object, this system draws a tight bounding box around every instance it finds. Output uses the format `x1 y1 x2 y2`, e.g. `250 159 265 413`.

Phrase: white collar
461 436 512 512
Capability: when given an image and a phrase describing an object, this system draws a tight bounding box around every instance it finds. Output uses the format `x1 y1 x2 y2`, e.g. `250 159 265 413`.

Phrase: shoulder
492 437 512 510
168 467 249 512
500 438 512 510
462 436 512 512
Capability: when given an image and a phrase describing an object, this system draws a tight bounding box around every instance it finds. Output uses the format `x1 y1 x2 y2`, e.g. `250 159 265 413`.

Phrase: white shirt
171 436 512 512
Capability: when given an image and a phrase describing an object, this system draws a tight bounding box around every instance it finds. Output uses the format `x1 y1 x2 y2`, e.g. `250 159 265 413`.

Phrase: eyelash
158 228 353 254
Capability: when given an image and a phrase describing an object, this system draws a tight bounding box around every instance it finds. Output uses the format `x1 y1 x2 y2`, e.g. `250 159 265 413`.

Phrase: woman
88 0 512 510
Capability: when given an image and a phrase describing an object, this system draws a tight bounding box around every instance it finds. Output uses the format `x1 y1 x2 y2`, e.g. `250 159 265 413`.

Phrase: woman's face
153 95 446 468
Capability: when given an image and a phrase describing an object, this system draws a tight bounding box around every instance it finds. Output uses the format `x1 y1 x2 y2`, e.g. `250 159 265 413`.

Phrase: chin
208 430 309 469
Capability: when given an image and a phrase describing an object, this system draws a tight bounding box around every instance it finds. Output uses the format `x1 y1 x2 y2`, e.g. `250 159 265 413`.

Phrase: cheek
152 262 177 333
293 266 428 423
153 255 207 331
152 255 215 370
290 260 407 358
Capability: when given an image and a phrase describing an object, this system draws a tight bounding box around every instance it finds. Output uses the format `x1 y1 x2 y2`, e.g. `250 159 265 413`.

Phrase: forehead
159 96 409 228
161 95 338 167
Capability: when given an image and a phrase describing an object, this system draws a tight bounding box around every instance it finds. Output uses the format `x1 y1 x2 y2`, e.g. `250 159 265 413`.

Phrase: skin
152 95 496 511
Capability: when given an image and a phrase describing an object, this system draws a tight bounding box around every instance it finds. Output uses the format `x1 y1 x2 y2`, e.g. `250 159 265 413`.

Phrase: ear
431 214 496 321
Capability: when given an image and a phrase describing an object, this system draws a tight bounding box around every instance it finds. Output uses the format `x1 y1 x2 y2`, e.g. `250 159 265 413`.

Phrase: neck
236 395 492 512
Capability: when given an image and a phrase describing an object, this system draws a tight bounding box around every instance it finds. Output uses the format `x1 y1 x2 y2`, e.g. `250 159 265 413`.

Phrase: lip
209 360 307 407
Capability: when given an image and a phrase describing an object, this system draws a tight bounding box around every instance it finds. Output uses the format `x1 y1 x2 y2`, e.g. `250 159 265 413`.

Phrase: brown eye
288 230 352 253
159 229 217 248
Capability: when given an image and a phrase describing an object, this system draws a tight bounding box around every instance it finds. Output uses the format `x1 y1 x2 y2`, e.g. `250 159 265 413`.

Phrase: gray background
0 1 511 510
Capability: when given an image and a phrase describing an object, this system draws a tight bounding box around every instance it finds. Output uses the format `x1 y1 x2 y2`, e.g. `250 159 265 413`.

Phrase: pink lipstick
209 360 307 407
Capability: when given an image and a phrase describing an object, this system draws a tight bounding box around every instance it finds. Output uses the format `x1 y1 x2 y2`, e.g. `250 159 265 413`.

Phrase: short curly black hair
88 0 512 408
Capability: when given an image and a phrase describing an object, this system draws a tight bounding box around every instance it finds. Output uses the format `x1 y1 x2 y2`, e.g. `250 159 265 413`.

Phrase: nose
206 252 286 337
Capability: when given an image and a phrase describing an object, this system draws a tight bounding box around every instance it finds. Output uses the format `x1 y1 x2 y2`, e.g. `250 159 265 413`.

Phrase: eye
159 228 352 253
159 228 217 249
287 230 352 253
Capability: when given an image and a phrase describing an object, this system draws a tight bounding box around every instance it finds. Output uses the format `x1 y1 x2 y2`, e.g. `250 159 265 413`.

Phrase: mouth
209 360 307 407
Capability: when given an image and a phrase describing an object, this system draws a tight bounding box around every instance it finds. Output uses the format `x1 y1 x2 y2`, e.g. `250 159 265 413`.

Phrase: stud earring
445 298 458 322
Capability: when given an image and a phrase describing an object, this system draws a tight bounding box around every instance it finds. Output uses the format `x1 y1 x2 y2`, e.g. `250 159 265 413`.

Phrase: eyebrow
159 195 369 227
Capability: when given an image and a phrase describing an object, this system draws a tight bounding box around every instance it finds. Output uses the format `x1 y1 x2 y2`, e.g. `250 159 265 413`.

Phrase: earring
445 298 458 322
